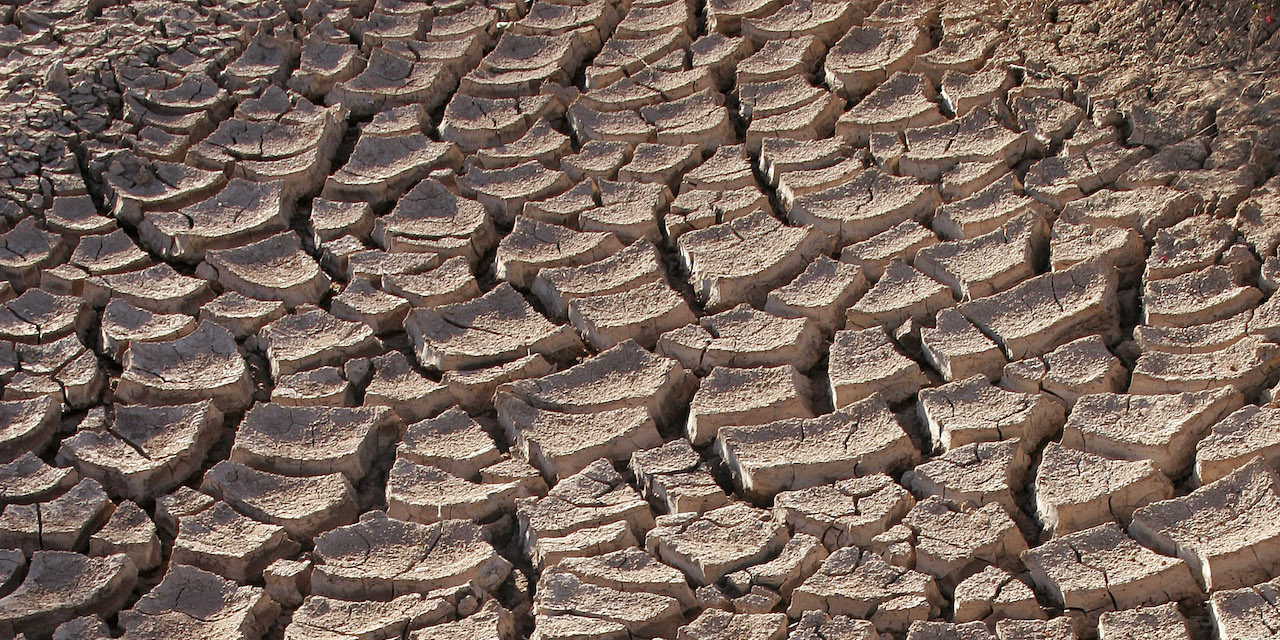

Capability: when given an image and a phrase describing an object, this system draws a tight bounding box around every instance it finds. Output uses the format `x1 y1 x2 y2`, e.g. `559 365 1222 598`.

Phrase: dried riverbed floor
0 0 1279 638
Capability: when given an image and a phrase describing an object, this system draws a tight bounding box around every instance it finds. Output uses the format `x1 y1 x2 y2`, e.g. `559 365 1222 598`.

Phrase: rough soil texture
0 0 1278 639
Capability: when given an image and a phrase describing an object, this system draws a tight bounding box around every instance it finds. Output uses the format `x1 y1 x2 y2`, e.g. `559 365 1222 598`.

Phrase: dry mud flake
677 609 788 640
1129 300 1269 356
196 232 331 308
443 92 565 153
89 500 161 572
0 551 137 639
994 618 1077 640
533 547 693 640
137 178 291 262
913 211 1048 301
0 475 112 554
494 216 622 289
56 400 222 501
1128 335 1280 396
825 24 929 101
1033 442 1173 537
340 248 441 282
999 334 1126 406
1141 265 1262 330
828 325 929 406
323 131 461 205
789 547 943 634
657 304 825 373
844 259 953 332
1049 217 1146 290
153 486 216 539
496 404 657 486
0 451 77 505
0 288 92 345
1021 522 1200 619
1059 186 1197 241
271 365 354 407
469 118 572 171
917 374 1064 452
1097 603 1192 640
901 438 1031 515
311 197 374 244
283 591 453 640
1143 216 1235 282
117 321 254 413
787 612 881 640
81 262 213 316
4 335 105 410
765 255 868 335
230 402 404 482
255 308 382 378
840 220 938 280
268 366 350 404
716 393 919 500
409 600 517 640
373 178 498 262
0 548 23 596
669 184 773 239
102 157 228 224
773 473 915 550
100 299 198 362
201 460 358 539
788 168 942 252
685 364 813 447
835 72 943 146
118 563 279 640
0 394 61 463
385 456 520 524
952 566 1043 624
920 308 1005 383
725 530 828 601
934 173 1046 241
1059 387 1242 478
461 163 575 227
0 218 69 292
311 511 511 599
901 496 1028 587
363 350 452 424
406 283 581 372
1130 456 1280 592
646 501 789 585
171 500 299 582
382 256 482 311
1210 574 1280 639
1195 404 1280 485
516 459 655 570
630 438 729 515
199 291 286 341
531 238 664 319
676 210 828 312
567 277 696 351
499 338 695 427
955 259 1120 360
397 407 502 480
443 353 554 414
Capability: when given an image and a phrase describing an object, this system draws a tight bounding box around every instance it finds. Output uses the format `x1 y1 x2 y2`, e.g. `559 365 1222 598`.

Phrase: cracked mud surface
0 0 1279 638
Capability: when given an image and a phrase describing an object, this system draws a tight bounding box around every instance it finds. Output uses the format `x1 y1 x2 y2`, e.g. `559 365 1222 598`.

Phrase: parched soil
0 0 1278 639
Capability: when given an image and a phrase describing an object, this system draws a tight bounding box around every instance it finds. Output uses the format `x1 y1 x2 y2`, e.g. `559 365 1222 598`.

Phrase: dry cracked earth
1 0 1280 638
